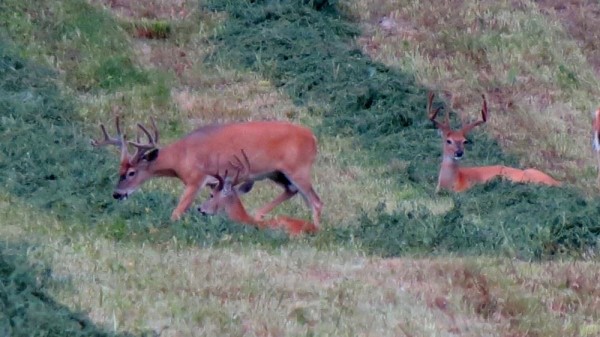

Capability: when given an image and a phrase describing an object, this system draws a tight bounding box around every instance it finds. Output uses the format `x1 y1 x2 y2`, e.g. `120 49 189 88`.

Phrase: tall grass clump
204 0 600 259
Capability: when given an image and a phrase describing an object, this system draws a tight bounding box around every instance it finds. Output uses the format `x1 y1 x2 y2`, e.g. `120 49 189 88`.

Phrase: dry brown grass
89 0 194 20
5 193 596 337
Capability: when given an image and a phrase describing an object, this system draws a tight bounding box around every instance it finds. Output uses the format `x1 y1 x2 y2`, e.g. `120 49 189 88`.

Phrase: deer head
91 117 160 200
198 150 250 216
428 92 488 160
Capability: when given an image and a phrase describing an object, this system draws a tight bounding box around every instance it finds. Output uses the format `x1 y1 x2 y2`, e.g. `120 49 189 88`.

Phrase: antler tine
427 92 448 132
461 94 488 134
135 123 156 146
91 116 124 147
128 118 160 162
132 117 159 146
211 153 225 191
150 117 159 145
228 149 251 184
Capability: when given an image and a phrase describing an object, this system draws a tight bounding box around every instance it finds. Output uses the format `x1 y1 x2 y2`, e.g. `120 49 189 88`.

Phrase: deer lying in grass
593 108 600 183
197 152 318 236
428 92 561 192
91 117 323 227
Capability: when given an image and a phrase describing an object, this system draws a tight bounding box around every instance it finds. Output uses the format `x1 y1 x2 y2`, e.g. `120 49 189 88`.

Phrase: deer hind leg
521 169 561 186
282 169 323 229
254 172 298 220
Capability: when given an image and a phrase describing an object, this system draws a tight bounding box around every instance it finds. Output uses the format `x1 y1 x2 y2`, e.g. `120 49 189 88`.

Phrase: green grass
0 0 167 94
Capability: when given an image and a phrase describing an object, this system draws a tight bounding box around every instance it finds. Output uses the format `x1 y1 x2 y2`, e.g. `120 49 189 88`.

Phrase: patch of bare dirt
90 0 193 20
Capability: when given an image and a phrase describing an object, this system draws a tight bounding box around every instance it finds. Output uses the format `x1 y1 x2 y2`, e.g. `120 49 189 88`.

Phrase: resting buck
428 92 561 192
197 152 318 236
91 117 323 227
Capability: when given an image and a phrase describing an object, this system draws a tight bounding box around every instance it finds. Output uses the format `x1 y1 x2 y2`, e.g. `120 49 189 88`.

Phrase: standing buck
91 117 323 227
428 92 561 192
198 152 318 236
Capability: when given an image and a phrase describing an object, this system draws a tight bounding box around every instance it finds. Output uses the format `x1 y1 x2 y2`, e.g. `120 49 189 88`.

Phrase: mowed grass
1 0 600 336
4 195 600 337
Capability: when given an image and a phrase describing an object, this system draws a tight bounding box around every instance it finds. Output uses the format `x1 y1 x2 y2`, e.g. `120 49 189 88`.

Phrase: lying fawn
197 152 317 236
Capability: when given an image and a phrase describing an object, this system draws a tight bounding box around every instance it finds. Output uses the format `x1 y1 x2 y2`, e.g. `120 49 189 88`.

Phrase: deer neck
438 153 461 190
225 196 256 225
147 145 180 179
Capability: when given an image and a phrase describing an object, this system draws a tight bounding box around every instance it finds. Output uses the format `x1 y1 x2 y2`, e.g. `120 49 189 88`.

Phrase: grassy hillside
1 0 600 336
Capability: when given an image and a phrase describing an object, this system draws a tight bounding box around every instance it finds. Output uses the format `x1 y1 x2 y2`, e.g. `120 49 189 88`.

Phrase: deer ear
143 148 159 162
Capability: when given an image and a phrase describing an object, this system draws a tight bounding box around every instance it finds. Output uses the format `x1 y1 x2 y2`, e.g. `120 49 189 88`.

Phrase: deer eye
127 170 136 177
446 139 452 144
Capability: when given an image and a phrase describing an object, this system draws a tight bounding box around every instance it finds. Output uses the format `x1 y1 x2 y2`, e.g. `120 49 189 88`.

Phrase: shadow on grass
0 241 138 337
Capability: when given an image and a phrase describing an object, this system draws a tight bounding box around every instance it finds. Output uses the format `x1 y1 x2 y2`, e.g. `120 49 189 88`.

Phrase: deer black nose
455 150 463 158
198 207 207 216
113 192 125 200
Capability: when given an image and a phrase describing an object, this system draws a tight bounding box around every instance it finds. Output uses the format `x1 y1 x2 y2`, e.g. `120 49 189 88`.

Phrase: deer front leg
171 184 201 221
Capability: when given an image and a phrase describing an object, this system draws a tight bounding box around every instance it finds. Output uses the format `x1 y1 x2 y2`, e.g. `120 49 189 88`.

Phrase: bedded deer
197 152 317 236
91 117 323 227
593 108 600 183
428 92 560 192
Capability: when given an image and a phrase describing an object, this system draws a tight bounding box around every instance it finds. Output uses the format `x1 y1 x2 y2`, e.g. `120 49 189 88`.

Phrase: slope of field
1 0 600 336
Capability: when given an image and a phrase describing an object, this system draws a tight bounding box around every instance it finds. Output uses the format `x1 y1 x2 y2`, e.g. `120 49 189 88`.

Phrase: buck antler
91 116 129 162
129 117 159 163
427 92 450 133
208 149 251 194
461 94 488 134
228 149 250 179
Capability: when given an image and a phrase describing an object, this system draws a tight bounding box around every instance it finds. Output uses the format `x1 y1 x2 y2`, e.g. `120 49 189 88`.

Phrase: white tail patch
593 108 600 152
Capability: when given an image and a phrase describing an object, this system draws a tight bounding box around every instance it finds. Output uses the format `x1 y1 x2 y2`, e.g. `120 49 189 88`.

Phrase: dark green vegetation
0 241 137 337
